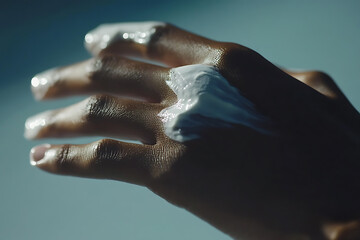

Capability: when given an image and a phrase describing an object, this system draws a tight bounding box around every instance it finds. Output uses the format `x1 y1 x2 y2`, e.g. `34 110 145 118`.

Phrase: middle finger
31 55 173 103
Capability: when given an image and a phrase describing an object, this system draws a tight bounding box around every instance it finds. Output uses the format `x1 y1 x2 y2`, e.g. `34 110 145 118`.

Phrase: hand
25 22 360 240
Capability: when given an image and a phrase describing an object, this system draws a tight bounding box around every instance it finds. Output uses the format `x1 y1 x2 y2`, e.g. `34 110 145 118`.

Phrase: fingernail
31 68 59 100
30 144 51 166
24 111 52 139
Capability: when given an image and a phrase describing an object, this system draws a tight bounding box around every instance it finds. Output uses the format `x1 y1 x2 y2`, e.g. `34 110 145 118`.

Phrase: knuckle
215 42 258 68
309 71 334 83
88 55 118 82
151 22 171 41
91 139 122 169
54 144 72 172
301 71 335 89
147 23 172 56
84 94 116 122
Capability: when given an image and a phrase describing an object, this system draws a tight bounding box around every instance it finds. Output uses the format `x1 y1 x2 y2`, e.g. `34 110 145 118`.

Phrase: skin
25 22 360 240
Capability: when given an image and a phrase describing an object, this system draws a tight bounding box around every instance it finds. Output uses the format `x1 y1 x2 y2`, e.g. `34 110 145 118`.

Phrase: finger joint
85 95 117 122
91 139 122 170
54 144 72 172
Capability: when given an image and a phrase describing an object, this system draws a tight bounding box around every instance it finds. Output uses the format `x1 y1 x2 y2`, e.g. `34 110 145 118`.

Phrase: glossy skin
25 22 360 240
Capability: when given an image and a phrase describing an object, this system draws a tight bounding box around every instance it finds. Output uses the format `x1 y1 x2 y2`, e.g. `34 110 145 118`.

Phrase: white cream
158 64 276 142
84 21 165 55
31 68 60 100
24 110 52 139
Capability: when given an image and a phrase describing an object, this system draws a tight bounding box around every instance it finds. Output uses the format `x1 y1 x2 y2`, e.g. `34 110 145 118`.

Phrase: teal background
0 0 359 239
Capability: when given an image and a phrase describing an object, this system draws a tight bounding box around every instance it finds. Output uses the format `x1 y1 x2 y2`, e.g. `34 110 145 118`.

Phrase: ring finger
25 94 162 144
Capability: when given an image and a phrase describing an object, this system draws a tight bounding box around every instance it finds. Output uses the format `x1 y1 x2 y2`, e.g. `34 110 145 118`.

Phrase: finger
31 56 173 102
29 139 154 185
283 69 347 100
84 21 223 67
282 69 360 128
24 95 160 144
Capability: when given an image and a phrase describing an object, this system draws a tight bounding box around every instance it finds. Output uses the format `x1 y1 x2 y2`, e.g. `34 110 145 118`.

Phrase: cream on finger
31 68 60 100
24 111 53 139
158 64 277 142
84 21 165 55
31 60 94 100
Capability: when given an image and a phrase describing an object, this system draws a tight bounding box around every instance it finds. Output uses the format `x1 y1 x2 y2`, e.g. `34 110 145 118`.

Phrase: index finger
84 21 223 67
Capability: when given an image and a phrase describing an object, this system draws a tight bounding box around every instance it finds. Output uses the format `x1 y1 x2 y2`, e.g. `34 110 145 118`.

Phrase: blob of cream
84 21 165 55
158 64 276 142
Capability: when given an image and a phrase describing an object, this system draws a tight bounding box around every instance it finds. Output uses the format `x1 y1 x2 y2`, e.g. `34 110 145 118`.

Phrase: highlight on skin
24 111 51 139
31 68 60 100
84 21 165 55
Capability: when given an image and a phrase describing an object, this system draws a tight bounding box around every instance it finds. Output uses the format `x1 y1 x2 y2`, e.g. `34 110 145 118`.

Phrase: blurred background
0 0 359 239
